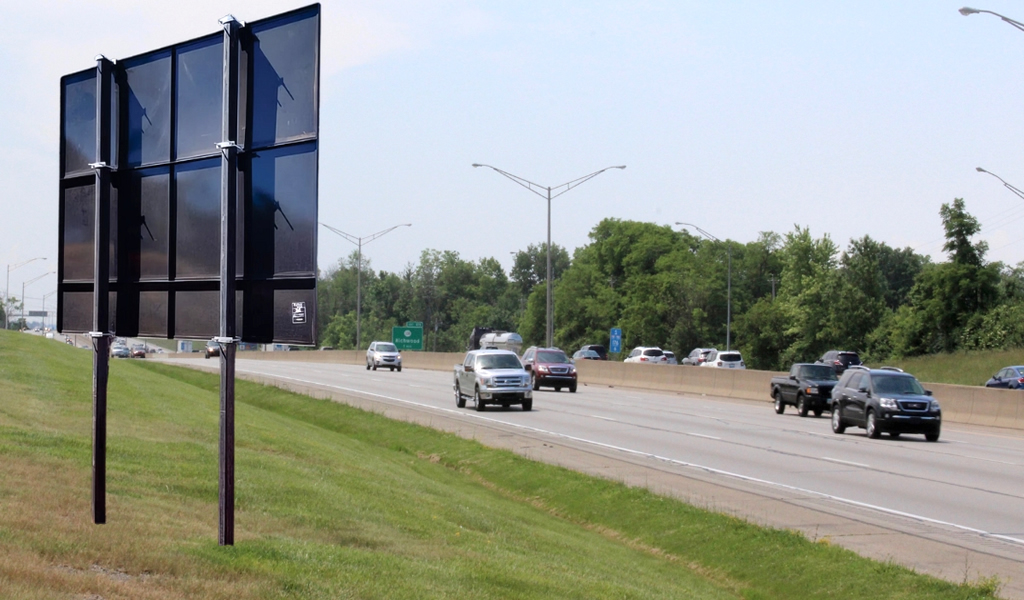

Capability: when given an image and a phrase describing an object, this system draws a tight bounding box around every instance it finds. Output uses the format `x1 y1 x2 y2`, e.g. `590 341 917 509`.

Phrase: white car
624 347 668 364
663 351 678 365
366 341 402 372
699 349 745 369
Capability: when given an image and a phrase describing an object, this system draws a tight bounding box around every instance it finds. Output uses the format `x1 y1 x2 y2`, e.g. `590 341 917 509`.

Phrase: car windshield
799 365 837 380
537 350 569 363
376 343 397 352
872 375 925 396
476 354 522 370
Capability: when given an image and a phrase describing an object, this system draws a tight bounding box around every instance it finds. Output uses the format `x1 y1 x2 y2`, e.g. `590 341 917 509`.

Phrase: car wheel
797 395 809 417
813 409 823 418
889 432 901 439
455 383 466 408
366 362 370 370
522 398 532 411
397 366 402 372
474 387 485 412
866 410 881 439
831 404 846 434
372 363 377 371
531 373 540 391
925 432 940 442
390 367 395 372
569 382 577 393
555 386 562 392
205 353 210 359
773 391 785 414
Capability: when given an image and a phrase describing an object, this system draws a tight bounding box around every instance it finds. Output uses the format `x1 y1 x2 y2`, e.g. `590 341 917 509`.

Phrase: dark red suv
521 346 578 392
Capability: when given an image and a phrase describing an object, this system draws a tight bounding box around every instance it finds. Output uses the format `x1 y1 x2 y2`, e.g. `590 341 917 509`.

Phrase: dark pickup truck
770 363 839 417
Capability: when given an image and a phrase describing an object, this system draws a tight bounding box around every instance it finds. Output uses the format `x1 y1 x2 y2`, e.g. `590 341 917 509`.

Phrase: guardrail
161 350 1024 430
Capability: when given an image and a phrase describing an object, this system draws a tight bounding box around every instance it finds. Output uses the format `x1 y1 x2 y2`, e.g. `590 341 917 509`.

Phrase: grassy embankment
869 349 1024 386
0 330 1003 599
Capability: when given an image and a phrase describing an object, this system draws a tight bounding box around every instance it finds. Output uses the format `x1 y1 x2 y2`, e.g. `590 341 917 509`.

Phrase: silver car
366 341 402 372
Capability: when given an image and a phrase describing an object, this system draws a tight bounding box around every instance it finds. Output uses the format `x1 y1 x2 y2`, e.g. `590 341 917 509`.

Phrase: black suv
817 350 862 374
830 367 941 441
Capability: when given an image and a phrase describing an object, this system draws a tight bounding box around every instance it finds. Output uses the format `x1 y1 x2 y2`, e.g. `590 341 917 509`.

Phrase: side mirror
465 365 474 372
858 386 869 394
790 375 798 380
524 364 532 372
925 390 933 396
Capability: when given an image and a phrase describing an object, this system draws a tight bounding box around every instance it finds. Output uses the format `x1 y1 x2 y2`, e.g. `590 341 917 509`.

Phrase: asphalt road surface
167 358 1024 597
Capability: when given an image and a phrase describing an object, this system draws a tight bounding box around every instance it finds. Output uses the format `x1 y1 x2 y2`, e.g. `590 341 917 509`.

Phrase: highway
168 357 1024 596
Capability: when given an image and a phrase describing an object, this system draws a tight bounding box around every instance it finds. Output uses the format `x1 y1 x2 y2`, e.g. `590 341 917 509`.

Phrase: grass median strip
0 331 1003 599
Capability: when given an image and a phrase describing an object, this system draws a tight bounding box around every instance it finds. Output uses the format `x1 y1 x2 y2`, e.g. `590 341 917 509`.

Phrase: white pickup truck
453 349 533 411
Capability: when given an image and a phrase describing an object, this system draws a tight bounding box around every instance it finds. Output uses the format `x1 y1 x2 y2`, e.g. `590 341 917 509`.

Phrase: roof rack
848 365 870 371
879 366 904 372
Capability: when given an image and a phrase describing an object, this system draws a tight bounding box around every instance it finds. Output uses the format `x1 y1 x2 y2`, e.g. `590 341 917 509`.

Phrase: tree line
318 199 1024 370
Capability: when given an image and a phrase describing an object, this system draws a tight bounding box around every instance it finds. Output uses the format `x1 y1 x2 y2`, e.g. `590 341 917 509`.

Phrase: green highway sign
405 321 423 328
393 325 424 351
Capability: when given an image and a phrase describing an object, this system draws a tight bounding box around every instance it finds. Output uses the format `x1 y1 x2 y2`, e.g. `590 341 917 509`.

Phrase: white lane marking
821 457 870 468
589 416 721 440
685 432 721 441
233 368 1024 548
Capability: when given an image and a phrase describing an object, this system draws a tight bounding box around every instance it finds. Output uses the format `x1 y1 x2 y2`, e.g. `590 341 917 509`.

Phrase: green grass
0 330 1004 599
869 349 1024 386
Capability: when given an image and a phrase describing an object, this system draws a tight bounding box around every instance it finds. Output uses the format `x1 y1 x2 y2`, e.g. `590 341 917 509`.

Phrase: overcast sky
4 1 1024 311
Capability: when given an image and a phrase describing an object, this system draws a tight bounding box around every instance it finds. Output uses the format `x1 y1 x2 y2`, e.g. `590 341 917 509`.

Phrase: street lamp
320 222 412 350
975 167 1024 202
676 222 732 351
42 290 58 331
5 257 47 328
21 271 54 331
959 7 1024 32
473 163 626 347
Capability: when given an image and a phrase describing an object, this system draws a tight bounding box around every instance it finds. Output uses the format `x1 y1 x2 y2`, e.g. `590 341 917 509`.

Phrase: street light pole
320 222 412 350
676 222 732 351
959 7 1024 32
5 257 47 329
473 163 626 347
42 290 57 330
21 271 53 331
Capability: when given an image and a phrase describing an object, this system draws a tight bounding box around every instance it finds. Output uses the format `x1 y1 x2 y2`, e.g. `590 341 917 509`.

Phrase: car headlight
483 376 493 386
396 354 401 360
569 366 577 374
930 400 941 412
806 387 819 395
538 365 549 373
879 397 898 409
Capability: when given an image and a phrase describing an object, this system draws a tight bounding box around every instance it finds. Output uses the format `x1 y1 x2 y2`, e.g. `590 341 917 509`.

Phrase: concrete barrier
161 350 1024 430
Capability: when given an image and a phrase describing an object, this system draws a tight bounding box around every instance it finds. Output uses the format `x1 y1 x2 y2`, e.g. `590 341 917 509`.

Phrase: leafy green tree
888 199 1000 355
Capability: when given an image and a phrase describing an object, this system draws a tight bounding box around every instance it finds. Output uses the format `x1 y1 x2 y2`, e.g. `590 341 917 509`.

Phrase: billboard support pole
217 16 241 547
90 55 114 525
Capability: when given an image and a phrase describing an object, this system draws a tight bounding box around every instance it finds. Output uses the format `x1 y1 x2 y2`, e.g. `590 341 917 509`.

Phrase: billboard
58 5 320 344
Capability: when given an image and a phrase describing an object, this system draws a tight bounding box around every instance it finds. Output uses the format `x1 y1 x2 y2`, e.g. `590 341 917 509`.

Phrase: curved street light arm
675 221 721 243
472 163 549 199
960 7 1024 33
9 257 47 273
364 223 412 246
319 222 361 246
976 167 1024 202
24 271 54 287
549 166 627 200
